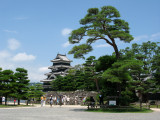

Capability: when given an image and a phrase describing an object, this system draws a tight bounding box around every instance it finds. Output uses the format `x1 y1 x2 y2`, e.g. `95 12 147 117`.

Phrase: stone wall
45 90 98 105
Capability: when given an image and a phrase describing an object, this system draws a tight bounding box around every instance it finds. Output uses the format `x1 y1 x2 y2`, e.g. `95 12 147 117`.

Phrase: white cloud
38 67 49 72
0 64 15 70
12 53 36 62
61 28 72 36
28 72 45 82
62 41 71 48
134 35 148 41
8 38 20 50
150 32 160 41
95 44 110 48
3 30 18 34
0 39 41 82
0 50 10 59
133 32 160 42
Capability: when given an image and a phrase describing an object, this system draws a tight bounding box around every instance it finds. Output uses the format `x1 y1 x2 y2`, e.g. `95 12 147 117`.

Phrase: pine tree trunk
139 93 142 110
18 99 20 105
140 99 142 110
95 78 99 92
26 100 29 106
113 44 120 59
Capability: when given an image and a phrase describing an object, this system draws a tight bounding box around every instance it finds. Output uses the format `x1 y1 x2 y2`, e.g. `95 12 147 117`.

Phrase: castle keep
41 54 72 91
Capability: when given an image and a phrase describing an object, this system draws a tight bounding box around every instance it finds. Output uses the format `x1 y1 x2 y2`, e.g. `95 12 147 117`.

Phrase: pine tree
83 56 99 91
14 68 30 105
0 70 17 105
68 6 133 59
0 68 3 105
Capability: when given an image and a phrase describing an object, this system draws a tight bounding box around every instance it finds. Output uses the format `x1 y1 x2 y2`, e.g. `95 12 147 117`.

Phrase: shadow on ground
69 108 86 112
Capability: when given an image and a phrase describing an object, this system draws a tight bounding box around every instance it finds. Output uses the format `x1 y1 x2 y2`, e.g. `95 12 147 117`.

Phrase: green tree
28 84 44 103
121 41 159 74
68 64 96 91
119 41 160 108
74 70 86 90
102 59 142 105
34 84 44 101
0 70 17 105
28 86 36 101
151 44 160 85
51 64 97 91
67 64 86 90
52 76 63 91
95 55 118 100
83 56 99 91
14 68 30 105
61 74 76 91
95 55 116 72
121 41 160 87
0 68 3 105
68 6 133 59
151 46 160 102
128 64 156 109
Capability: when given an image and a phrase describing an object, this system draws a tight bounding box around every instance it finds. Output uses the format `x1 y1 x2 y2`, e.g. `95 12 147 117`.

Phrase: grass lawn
86 107 153 113
149 105 159 108
143 104 159 108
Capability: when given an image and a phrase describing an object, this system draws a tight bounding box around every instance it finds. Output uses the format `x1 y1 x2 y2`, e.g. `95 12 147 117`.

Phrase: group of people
40 95 68 107
40 94 103 107
1 96 16 104
40 95 78 107
49 95 71 106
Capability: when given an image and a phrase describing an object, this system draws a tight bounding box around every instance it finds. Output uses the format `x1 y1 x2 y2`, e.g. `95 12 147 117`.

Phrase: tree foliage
51 59 98 91
119 41 160 108
68 6 133 59
29 84 44 101
0 67 44 105
14 68 30 105
95 55 116 72
0 69 17 105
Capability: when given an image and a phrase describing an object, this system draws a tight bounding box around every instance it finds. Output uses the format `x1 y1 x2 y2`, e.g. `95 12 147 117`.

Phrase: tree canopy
14 68 30 105
0 67 44 105
68 6 133 59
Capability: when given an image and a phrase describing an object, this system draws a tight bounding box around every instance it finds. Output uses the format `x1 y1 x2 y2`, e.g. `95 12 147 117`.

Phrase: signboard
109 100 116 106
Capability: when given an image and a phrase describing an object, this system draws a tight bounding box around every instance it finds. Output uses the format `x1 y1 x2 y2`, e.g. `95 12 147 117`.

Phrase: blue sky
0 0 160 82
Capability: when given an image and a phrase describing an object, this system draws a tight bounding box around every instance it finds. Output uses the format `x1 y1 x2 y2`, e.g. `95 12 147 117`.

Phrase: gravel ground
0 105 160 120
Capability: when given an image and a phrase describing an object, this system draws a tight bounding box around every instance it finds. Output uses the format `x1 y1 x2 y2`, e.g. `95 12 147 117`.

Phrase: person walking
82 96 86 105
14 99 16 106
41 96 44 107
99 94 104 105
90 96 95 108
67 96 70 105
54 96 56 105
2 96 5 105
43 96 46 106
50 95 53 107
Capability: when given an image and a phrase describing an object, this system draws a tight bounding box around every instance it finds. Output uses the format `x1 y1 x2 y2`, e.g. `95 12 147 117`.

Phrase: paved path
0 105 160 120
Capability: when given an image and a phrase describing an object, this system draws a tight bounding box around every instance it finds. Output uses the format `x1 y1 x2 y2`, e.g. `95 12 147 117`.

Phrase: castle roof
51 54 72 62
